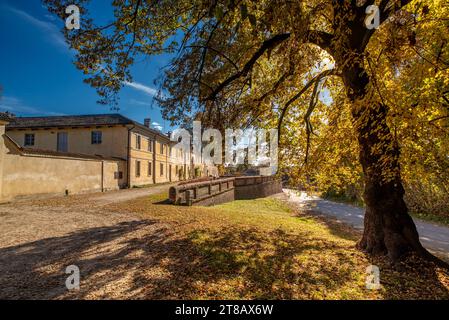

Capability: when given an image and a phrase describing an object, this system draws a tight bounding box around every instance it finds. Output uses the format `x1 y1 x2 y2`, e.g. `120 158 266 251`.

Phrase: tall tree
43 0 448 262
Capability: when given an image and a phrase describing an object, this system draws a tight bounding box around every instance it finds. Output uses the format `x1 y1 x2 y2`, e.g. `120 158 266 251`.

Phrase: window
160 143 164 154
24 133 35 146
148 162 152 176
148 139 153 152
57 132 68 152
114 172 123 179
135 160 141 177
136 134 141 149
160 163 164 176
91 131 102 144
169 146 172 157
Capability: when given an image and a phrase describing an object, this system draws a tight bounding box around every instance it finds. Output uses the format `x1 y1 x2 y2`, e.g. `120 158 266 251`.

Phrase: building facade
0 113 222 202
5 114 193 189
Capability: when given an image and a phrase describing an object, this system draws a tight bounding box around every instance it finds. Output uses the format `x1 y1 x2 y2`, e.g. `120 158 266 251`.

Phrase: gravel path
284 189 449 261
0 184 175 299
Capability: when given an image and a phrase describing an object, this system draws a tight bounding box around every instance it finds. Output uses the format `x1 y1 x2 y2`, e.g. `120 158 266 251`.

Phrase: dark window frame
24 133 35 146
91 131 102 144
57 132 68 152
136 134 141 149
135 160 141 177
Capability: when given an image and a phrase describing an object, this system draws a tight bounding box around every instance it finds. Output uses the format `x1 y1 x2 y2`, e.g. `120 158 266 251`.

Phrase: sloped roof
6 113 169 140
6 114 133 129
20 147 126 161
0 112 14 123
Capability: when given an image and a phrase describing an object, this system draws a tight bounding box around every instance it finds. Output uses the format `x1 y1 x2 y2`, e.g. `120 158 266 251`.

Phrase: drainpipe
153 135 157 184
0 121 7 201
127 125 135 188
101 160 105 192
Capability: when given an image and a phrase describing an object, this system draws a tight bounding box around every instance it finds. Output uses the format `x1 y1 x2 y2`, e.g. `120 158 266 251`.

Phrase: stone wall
234 176 283 200
169 177 235 206
169 176 282 206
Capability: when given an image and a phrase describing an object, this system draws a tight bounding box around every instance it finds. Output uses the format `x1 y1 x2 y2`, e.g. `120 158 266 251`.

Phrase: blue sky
0 0 174 131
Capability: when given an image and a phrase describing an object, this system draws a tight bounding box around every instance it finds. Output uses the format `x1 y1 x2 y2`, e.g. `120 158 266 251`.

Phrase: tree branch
277 69 336 139
304 79 321 164
379 0 413 23
204 33 291 101
360 0 413 49
188 45 239 70
306 30 333 51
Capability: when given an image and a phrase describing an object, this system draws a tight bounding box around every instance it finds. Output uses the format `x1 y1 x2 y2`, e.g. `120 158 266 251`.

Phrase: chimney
144 118 151 128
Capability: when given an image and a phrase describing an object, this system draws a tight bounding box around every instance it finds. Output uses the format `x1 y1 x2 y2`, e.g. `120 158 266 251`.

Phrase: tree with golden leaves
43 0 449 264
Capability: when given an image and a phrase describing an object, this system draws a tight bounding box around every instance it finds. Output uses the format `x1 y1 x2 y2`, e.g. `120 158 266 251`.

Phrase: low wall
169 176 282 206
234 176 283 200
169 177 235 206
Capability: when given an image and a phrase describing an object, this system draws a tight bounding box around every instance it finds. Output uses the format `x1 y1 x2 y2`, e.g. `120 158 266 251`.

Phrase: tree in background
43 0 448 263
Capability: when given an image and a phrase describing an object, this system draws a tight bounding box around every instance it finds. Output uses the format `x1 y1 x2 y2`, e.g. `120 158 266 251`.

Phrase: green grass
321 192 365 208
411 212 449 227
106 193 449 300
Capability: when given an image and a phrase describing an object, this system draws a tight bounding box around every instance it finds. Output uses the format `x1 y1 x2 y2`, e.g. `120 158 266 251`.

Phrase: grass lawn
411 212 449 228
105 193 449 300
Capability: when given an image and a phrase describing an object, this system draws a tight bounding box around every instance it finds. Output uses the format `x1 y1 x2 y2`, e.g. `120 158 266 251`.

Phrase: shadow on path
0 213 448 299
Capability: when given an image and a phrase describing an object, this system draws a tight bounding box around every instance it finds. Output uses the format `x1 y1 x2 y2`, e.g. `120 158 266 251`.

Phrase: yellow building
5 114 189 189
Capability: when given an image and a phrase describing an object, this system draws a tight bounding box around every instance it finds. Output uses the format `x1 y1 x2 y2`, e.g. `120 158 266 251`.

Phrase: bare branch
204 33 291 101
304 79 321 164
360 0 413 49
187 45 239 70
278 69 337 139
379 0 413 23
306 30 333 51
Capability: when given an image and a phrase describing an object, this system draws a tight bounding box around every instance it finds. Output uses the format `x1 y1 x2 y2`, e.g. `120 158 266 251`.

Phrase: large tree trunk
342 63 431 262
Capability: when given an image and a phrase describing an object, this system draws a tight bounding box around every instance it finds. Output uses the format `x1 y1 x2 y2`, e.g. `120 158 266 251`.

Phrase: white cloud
129 99 153 107
123 81 159 97
7 6 67 50
151 121 163 131
44 14 56 22
0 96 64 116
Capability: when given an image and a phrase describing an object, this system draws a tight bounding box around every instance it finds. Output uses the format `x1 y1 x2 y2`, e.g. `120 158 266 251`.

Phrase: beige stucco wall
0 134 126 201
0 121 7 200
0 121 214 199
6 126 129 159
129 132 156 186
128 131 178 186
102 160 127 191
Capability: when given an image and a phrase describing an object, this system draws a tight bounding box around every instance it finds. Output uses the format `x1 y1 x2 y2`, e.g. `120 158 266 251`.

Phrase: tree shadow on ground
153 199 172 205
293 209 361 242
291 209 449 299
0 216 447 299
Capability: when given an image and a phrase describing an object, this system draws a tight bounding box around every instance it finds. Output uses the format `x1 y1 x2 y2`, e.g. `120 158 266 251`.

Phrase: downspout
101 160 104 192
0 123 7 202
166 142 169 182
127 125 135 188
153 134 157 184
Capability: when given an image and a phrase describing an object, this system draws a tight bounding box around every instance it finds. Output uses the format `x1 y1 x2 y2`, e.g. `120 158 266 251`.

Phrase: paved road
284 189 449 261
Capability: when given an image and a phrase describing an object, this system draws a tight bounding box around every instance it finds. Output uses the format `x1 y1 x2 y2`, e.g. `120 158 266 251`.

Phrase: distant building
0 113 216 201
